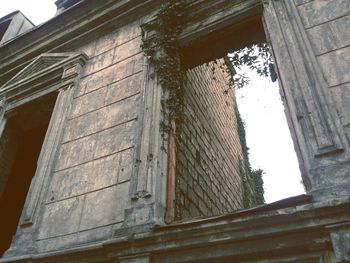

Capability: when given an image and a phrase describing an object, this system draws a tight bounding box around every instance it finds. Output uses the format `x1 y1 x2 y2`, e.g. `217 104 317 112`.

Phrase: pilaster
263 0 350 200
118 55 168 235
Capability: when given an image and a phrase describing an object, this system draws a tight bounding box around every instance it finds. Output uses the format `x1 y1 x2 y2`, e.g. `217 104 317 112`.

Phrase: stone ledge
1 195 349 262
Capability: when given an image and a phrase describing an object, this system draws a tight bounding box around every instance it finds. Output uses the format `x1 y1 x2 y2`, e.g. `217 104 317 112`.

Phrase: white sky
0 0 56 25
1 1 305 203
236 67 305 203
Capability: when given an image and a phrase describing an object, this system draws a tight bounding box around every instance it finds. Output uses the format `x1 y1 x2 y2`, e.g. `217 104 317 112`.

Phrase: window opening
230 46 305 203
0 92 57 256
174 15 306 220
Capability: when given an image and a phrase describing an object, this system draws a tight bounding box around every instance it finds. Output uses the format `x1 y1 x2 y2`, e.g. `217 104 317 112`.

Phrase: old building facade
0 0 349 262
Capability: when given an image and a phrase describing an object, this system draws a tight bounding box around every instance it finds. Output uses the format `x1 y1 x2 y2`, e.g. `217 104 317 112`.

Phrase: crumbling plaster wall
175 60 244 220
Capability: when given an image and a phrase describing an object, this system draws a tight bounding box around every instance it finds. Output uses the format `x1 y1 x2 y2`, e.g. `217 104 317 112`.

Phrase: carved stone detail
125 52 168 227
62 65 79 79
2 54 74 88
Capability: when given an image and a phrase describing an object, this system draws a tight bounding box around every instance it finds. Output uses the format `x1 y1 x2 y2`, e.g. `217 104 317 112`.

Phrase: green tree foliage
227 43 276 89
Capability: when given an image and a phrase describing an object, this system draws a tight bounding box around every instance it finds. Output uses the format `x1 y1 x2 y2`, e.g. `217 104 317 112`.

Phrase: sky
0 0 56 25
235 67 305 203
1 1 305 203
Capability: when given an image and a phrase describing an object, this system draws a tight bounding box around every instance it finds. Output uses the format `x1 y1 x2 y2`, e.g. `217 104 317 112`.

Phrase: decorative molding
319 251 337 263
131 57 156 201
62 64 80 79
0 96 7 141
0 53 88 109
265 0 345 158
2 196 349 263
0 0 163 86
21 86 76 227
0 52 88 228
3 54 69 88
0 97 6 137
0 112 6 140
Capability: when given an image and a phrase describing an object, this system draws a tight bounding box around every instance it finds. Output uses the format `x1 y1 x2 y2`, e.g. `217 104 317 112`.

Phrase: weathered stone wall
296 0 350 144
175 59 244 220
36 21 144 252
0 0 349 261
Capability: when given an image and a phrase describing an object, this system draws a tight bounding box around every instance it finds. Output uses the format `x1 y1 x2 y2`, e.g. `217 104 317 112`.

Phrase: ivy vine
142 0 266 208
141 0 189 134
235 104 265 207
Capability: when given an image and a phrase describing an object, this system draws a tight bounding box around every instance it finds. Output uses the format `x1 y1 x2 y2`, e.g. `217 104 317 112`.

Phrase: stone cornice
1 196 349 262
0 0 161 87
0 0 262 86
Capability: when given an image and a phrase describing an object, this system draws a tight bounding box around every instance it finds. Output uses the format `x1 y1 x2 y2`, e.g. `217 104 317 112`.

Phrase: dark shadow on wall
0 92 57 256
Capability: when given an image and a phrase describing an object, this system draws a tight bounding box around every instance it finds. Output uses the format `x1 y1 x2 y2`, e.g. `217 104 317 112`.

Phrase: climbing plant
142 0 266 207
141 0 189 134
235 104 265 207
